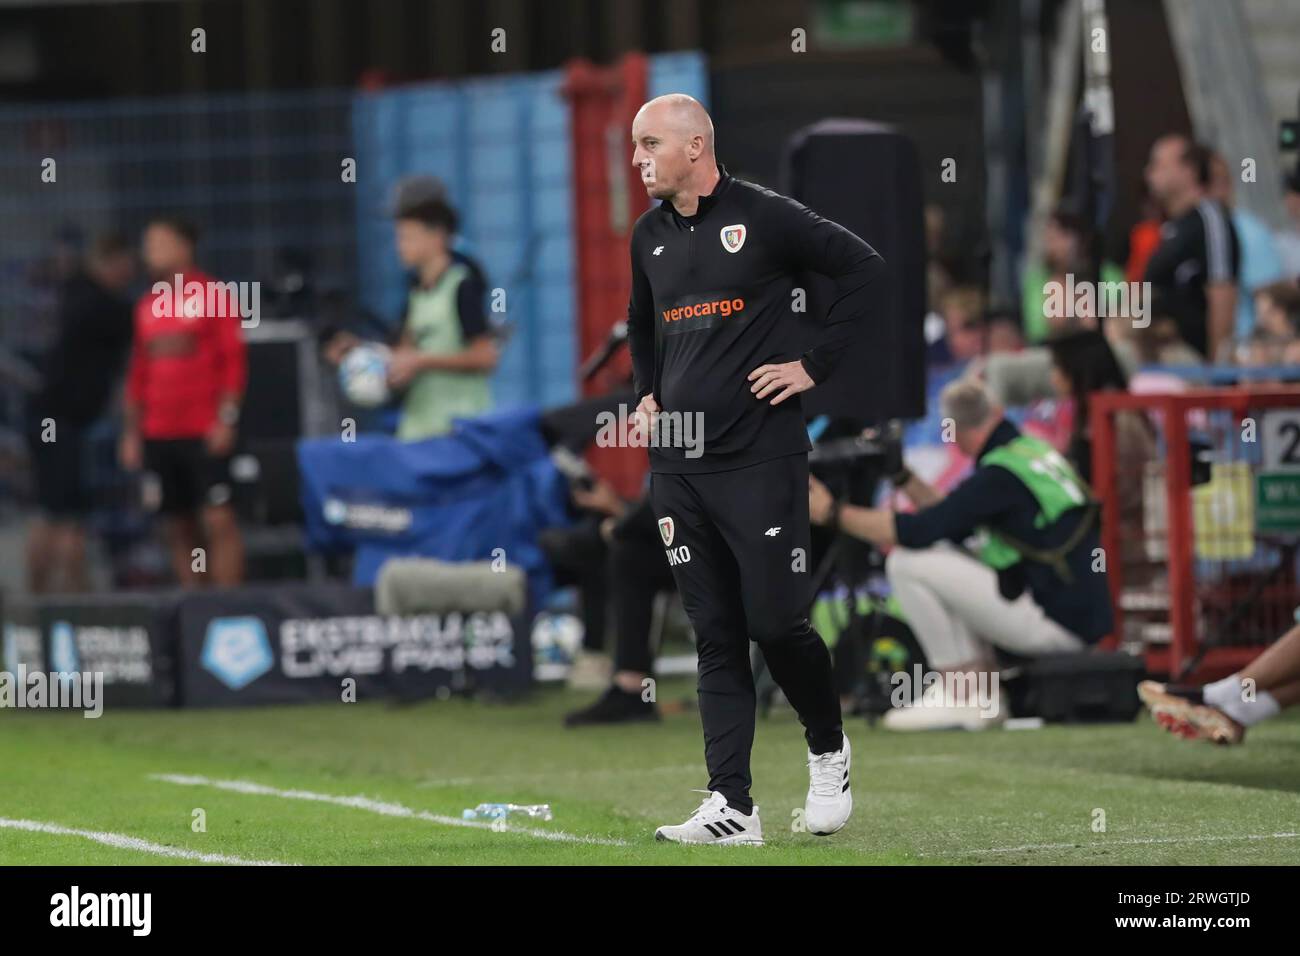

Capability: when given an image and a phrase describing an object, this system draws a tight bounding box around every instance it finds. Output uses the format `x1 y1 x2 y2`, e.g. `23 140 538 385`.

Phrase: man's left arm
749 196 886 404
784 198 888 378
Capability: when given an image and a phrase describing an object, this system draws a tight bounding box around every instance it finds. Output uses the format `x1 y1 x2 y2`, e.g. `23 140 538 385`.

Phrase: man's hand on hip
634 393 660 434
748 360 815 405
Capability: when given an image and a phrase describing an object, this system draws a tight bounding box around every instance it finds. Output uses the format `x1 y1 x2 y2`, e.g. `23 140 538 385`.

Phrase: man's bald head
631 93 719 205
635 94 714 156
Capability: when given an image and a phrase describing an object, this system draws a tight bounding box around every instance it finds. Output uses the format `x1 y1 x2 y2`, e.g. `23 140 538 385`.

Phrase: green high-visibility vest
977 434 1092 572
397 262 493 441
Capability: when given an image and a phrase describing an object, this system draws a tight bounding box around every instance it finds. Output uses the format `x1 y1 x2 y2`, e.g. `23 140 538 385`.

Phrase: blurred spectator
924 203 956 307
1235 330 1288 370
538 394 677 721
1022 206 1125 342
540 477 626 689
981 301 1116 412
928 286 986 366
1208 151 1283 340
1046 328 1152 484
1282 337 1300 367
1142 134 1240 361
1047 329 1155 585
1253 280 1300 339
1125 182 1164 284
321 176 494 369
562 494 677 727
1276 164 1300 281
19 225 86 356
120 217 246 587
24 233 135 593
385 178 499 440
1231 280 1300 371
922 204 971 356
986 308 1024 354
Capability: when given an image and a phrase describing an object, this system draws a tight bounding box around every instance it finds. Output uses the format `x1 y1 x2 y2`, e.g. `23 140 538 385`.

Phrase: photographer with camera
807 378 1112 731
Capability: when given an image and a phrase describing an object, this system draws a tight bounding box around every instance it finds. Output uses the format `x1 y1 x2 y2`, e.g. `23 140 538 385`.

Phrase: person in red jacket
119 217 246 586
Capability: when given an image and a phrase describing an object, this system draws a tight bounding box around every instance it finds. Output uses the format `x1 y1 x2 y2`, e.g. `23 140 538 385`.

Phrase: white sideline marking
969 831 1300 855
150 773 628 847
423 763 701 787
0 817 290 866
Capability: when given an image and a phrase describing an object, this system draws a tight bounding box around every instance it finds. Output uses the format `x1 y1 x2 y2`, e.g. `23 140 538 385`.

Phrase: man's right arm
1203 205 1238 360
627 228 656 401
892 466 1018 549
762 193 885 384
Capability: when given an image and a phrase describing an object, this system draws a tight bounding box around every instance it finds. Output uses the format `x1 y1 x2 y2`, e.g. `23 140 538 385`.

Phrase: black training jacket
627 166 885 474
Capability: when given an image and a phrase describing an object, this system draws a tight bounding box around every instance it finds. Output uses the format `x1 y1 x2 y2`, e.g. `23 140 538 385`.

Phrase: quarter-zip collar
667 164 732 226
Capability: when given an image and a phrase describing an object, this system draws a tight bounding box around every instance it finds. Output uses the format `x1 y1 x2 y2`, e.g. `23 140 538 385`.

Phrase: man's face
1254 291 1289 337
394 219 444 269
141 225 192 279
945 311 985 362
631 104 695 201
1145 138 1191 206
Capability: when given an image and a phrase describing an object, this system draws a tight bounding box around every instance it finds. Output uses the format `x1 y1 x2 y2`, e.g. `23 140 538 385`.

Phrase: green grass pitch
2 679 1298 865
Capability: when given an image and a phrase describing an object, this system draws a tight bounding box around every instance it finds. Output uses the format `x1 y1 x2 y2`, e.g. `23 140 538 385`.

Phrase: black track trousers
649 452 842 813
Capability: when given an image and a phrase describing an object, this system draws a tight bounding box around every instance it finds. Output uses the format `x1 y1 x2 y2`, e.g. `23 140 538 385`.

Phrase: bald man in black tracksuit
628 143 885 841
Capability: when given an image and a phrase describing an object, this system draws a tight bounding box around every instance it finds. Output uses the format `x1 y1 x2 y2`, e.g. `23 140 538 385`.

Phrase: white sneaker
654 791 763 846
881 679 1004 732
805 733 852 835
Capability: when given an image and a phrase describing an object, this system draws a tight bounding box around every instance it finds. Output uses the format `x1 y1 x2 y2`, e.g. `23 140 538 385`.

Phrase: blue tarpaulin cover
297 407 571 607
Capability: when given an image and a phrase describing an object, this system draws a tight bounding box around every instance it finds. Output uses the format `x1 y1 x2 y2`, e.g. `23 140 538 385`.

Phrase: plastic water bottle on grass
462 803 553 823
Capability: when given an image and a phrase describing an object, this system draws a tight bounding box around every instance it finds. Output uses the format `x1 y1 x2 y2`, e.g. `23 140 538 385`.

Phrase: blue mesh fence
0 52 709 511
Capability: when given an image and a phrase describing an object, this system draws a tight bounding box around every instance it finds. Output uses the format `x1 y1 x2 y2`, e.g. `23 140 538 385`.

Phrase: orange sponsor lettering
662 297 745 323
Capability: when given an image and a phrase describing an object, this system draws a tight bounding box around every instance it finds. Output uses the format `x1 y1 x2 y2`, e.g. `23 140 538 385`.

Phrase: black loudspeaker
232 323 321 527
243 337 304 440
783 119 927 424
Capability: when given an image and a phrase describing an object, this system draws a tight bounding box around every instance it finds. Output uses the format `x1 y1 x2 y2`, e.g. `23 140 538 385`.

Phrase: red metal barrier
1091 387 1300 682
560 53 650 499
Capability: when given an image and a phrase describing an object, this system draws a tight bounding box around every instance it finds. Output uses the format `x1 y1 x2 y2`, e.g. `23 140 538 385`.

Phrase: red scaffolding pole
560 53 650 500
